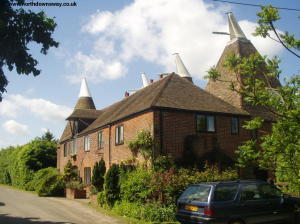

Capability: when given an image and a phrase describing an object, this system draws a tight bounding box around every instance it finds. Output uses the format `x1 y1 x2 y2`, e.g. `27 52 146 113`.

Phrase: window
231 118 239 135
84 136 90 152
71 139 77 155
196 114 215 132
240 184 261 201
98 131 104 148
84 167 91 185
115 125 124 145
259 184 282 199
213 184 238 202
63 143 68 157
179 185 211 202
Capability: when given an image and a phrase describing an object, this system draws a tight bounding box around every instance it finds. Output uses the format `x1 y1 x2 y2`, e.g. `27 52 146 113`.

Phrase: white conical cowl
78 77 92 98
174 53 191 78
227 12 247 40
141 73 150 87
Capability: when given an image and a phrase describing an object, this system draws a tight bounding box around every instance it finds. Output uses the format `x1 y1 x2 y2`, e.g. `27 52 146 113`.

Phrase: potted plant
65 180 86 199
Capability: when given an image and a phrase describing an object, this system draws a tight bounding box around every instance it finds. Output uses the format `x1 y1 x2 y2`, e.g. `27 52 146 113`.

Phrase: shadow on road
0 202 5 206
0 214 77 224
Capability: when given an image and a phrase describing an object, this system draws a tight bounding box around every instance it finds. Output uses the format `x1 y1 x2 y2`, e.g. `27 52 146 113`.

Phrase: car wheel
229 220 244 224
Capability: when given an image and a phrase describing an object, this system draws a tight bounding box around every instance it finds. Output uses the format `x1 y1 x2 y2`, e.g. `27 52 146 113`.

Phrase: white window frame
115 125 124 145
84 135 90 152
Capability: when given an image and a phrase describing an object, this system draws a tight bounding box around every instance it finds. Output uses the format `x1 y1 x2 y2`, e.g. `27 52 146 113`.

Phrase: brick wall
155 109 270 161
57 111 154 180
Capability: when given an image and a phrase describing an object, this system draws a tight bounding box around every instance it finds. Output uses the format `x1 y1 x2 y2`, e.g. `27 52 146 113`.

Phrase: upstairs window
98 131 104 149
115 125 124 145
231 118 239 135
71 139 77 155
196 114 215 132
84 135 90 152
63 143 68 157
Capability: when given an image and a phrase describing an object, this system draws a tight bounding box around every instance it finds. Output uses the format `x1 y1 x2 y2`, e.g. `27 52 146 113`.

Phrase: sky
0 0 299 148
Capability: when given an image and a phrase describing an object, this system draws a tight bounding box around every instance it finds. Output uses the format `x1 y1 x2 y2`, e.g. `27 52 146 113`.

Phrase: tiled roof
78 74 248 136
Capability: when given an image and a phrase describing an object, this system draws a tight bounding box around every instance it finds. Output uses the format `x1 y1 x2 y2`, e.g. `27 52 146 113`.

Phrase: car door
236 183 272 224
258 183 294 223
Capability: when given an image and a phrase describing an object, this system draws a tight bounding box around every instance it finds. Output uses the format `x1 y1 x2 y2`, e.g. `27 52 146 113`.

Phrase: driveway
0 185 125 224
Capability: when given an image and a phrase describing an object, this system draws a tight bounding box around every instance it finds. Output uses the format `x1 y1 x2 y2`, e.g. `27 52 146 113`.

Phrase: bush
104 164 120 206
112 201 176 222
97 191 107 207
120 167 153 203
65 180 85 190
92 158 106 192
27 167 64 196
153 156 173 173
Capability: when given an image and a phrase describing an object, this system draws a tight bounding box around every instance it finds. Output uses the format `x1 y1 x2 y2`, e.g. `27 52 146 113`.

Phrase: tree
0 0 58 101
92 158 106 192
206 6 300 194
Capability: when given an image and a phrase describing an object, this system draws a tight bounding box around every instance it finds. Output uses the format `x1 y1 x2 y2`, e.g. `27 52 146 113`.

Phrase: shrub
65 180 85 190
92 158 106 192
97 191 107 207
89 185 98 195
153 156 173 173
28 167 64 196
120 167 153 203
104 164 120 206
112 201 176 222
63 160 79 182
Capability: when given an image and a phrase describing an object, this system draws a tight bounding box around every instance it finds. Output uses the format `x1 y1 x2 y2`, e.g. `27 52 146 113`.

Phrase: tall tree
206 6 300 194
0 0 58 101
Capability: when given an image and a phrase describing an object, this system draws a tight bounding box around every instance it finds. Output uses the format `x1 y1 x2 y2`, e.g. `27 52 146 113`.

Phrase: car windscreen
179 185 211 202
213 184 238 202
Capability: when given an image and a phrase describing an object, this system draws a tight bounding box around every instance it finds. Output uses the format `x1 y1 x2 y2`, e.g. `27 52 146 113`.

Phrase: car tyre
229 220 244 224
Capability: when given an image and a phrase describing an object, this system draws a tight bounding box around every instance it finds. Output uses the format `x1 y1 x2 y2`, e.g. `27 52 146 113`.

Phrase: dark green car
176 180 300 224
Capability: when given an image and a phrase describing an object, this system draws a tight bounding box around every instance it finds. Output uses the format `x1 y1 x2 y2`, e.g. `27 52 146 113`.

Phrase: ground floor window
84 167 91 185
196 114 215 132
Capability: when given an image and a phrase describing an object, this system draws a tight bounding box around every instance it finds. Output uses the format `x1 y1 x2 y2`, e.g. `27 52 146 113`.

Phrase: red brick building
57 13 277 183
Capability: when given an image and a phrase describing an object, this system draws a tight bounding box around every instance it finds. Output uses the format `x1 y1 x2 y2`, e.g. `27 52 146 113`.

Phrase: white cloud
3 120 31 137
66 52 127 83
76 0 283 81
0 94 72 123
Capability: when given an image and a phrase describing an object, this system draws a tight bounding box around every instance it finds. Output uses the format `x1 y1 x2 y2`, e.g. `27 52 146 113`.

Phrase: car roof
190 180 268 187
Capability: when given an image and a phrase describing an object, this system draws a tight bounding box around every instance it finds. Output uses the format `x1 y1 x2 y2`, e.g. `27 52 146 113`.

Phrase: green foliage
254 5 300 58
65 180 85 190
0 0 59 100
207 6 300 195
92 158 106 192
153 156 173 173
104 164 121 207
27 167 64 196
97 191 108 208
120 167 153 203
128 129 154 161
63 160 79 182
89 185 98 195
0 132 58 189
112 201 176 223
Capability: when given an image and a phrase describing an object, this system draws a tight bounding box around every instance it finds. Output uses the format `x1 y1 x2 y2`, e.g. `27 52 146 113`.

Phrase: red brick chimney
125 91 129 97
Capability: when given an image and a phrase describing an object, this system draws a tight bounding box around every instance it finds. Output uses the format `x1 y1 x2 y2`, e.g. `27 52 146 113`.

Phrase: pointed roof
174 53 191 78
205 13 280 120
227 12 248 42
79 78 92 97
74 78 96 110
141 73 150 87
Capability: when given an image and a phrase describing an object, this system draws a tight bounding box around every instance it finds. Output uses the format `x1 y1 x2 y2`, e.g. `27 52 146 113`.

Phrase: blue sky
0 0 299 148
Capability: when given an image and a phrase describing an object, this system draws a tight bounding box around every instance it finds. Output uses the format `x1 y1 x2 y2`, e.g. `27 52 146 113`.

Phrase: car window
259 184 282 199
213 184 238 202
180 185 211 202
240 184 262 201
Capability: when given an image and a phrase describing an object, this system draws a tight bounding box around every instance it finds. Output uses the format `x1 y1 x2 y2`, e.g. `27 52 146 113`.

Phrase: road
0 185 125 224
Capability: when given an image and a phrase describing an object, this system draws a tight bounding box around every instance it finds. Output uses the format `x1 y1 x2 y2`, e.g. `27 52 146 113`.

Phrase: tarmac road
0 185 125 224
